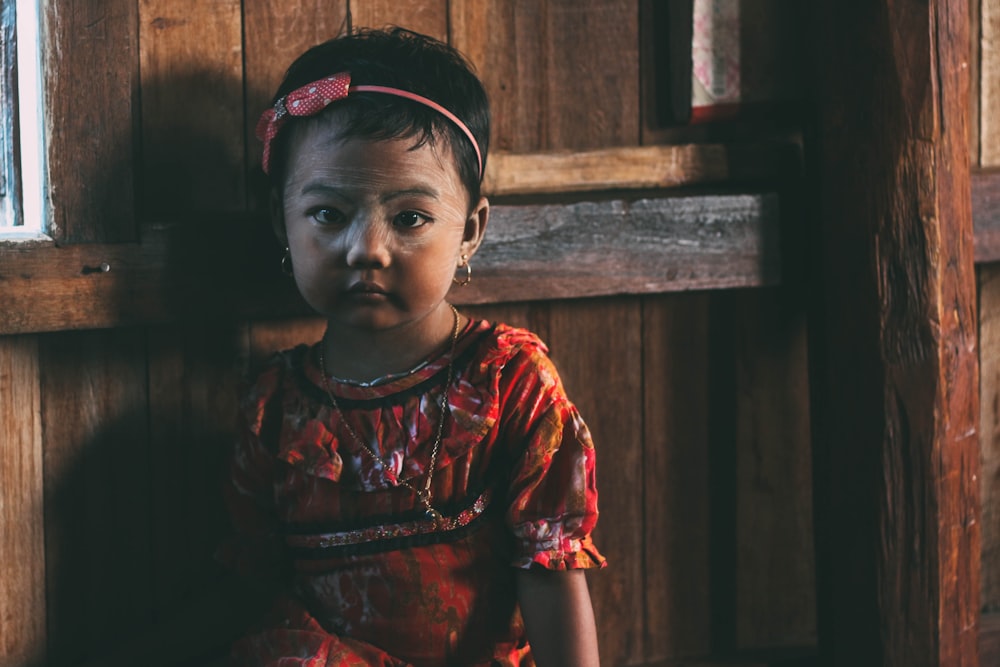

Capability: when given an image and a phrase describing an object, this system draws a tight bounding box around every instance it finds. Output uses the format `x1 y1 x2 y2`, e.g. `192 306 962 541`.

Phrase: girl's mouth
346 281 389 298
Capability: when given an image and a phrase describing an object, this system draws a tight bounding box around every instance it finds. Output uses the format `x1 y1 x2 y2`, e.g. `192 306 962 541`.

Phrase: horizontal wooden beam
484 143 796 196
0 192 780 335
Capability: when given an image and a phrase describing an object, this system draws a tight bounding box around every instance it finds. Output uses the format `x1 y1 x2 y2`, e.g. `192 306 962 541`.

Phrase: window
1 0 46 239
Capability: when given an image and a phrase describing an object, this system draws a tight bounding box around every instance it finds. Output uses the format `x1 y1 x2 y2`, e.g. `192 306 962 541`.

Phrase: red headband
256 71 483 178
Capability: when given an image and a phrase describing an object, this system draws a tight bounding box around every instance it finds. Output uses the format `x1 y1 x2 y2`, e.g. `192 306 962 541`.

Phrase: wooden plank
350 0 448 40
973 169 1000 261
450 0 639 152
243 0 348 178
147 324 242 614
641 293 713 661
138 0 245 215
544 298 645 665
730 289 816 651
247 317 326 374
980 611 1000 665
464 194 782 304
982 0 1000 165
970 0 981 166
43 0 139 242
39 329 153 664
484 144 795 196
0 336 46 665
809 1 980 665
978 263 1000 611
0 193 781 335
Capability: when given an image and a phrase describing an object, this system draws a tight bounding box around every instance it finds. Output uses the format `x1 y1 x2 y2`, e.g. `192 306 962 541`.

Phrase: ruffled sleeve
495 331 607 571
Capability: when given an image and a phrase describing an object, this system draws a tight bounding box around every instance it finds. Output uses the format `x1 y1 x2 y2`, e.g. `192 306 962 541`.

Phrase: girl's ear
270 189 288 244
460 196 489 259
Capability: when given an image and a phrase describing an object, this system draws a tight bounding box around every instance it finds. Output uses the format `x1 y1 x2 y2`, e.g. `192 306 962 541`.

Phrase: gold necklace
316 305 460 524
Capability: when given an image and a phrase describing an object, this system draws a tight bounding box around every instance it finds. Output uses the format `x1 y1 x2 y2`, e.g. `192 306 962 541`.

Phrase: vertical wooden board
43 0 139 242
243 0 349 181
731 289 817 650
641 293 714 661
982 0 1000 165
350 0 448 39
138 0 245 216
38 329 152 665
979 264 1000 610
971 0 981 165
450 0 640 152
544 297 644 666
147 324 243 615
0 336 46 665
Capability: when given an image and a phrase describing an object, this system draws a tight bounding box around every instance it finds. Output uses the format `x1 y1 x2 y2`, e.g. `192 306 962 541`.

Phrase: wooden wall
1 2 816 666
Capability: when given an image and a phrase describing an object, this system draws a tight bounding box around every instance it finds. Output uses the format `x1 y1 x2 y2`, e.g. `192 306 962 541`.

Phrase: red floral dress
223 319 605 666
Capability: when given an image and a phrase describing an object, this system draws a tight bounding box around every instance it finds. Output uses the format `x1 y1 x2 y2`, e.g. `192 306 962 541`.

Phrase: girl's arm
517 568 600 667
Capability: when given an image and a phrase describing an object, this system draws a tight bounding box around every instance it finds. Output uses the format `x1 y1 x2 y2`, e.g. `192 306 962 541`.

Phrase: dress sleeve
500 344 607 571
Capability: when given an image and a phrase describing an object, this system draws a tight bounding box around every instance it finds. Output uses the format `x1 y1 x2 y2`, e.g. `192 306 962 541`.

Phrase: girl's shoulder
238 344 312 423
468 320 552 371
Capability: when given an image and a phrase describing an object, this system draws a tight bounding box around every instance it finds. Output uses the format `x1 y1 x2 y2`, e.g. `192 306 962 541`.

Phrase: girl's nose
344 218 391 268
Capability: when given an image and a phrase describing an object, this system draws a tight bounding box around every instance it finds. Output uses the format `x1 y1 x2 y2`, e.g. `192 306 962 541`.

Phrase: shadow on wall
26 66 285 667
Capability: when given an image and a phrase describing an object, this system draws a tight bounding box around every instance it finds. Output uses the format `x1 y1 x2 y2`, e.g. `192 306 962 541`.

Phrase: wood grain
350 0 448 40
731 289 816 651
147 325 242 614
544 298 645 666
982 0 1000 165
973 169 1000 261
43 0 139 242
641 293 713 661
0 336 46 666
0 193 781 335
979 263 1000 611
483 144 792 196
809 1 980 665
39 329 153 664
138 0 245 215
450 0 639 152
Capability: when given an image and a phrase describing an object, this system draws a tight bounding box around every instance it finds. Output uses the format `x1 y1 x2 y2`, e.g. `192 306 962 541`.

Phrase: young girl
224 27 605 667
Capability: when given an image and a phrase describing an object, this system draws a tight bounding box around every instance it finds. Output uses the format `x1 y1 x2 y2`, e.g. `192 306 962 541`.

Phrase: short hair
265 27 490 207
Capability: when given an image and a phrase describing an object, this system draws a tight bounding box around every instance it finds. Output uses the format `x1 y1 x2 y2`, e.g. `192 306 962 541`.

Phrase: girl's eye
311 208 346 225
393 211 431 228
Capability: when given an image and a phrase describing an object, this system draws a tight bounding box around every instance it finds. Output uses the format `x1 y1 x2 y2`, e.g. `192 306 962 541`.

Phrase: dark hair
266 27 490 207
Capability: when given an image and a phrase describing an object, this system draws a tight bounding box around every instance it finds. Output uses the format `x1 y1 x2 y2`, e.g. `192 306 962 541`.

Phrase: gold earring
453 254 472 287
281 247 293 276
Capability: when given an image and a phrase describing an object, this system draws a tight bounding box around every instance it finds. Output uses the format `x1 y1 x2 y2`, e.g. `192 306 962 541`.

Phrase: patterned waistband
285 489 493 559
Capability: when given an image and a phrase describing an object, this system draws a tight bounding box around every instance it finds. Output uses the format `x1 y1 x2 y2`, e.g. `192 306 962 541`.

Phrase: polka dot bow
255 71 482 178
256 72 352 174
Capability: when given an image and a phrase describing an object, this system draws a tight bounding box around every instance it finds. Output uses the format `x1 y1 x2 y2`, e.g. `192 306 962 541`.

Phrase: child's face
276 116 487 333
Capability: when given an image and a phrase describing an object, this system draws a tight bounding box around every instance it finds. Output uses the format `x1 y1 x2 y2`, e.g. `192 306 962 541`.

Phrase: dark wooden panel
978 263 1000 611
351 0 448 39
0 336 46 665
243 0 349 182
973 169 1000 262
43 0 139 242
450 0 640 152
0 193 780 335
39 329 152 664
730 289 815 650
543 298 645 666
809 1 980 665
147 324 243 613
641 293 713 661
138 0 245 216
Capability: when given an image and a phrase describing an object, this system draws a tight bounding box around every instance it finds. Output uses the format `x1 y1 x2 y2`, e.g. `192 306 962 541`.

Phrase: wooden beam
483 143 794 196
809 1 980 666
0 192 780 334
